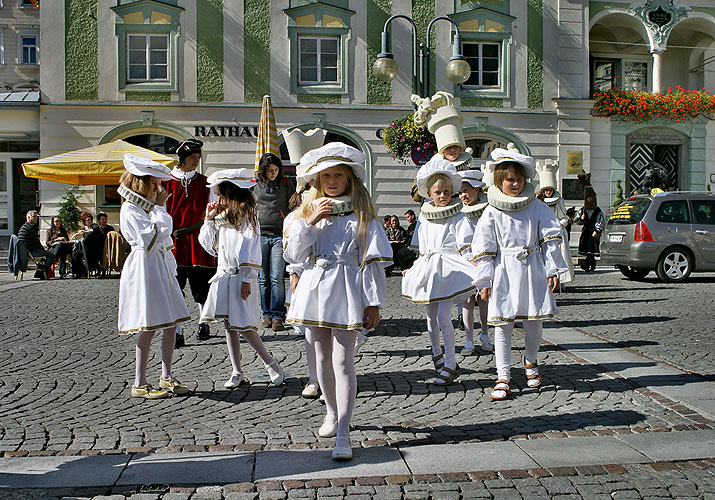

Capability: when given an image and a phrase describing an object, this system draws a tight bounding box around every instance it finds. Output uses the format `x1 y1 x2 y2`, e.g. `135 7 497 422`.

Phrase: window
656 200 689 224
463 42 500 88
591 57 649 95
691 200 715 225
298 36 339 85
18 31 38 65
19 0 36 7
127 34 168 82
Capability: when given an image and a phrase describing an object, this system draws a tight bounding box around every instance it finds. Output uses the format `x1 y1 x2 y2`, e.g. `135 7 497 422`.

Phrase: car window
690 200 715 225
608 198 651 225
655 200 690 224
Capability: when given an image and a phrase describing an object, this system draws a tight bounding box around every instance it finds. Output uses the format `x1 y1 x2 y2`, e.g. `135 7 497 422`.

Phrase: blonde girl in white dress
472 148 568 400
401 158 478 386
198 169 285 389
117 154 192 400
284 143 392 461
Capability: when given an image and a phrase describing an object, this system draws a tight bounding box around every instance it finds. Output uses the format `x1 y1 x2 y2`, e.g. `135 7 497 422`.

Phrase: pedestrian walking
578 187 605 272
284 143 392 461
472 147 567 401
198 169 285 389
401 157 478 386
117 154 191 400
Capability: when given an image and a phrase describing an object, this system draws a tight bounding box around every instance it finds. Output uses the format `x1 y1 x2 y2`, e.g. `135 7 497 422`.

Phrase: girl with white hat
401 157 479 386
471 147 568 400
198 169 285 389
456 169 492 355
117 154 192 399
284 142 392 461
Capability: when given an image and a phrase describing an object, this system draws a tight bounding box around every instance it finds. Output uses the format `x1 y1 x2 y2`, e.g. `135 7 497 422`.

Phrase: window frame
17 29 38 66
590 53 650 96
126 33 170 84
461 41 501 89
297 35 341 86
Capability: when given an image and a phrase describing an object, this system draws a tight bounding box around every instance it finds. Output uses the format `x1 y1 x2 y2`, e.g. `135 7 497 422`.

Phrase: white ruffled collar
487 183 537 212
171 166 197 180
543 191 562 207
461 200 488 219
117 184 156 212
420 198 463 220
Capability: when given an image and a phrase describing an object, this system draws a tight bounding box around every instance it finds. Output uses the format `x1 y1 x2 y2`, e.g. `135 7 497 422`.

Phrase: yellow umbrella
254 95 279 172
22 140 178 185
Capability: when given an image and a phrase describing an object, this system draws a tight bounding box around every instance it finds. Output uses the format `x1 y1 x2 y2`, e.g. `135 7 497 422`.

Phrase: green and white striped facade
35 0 715 223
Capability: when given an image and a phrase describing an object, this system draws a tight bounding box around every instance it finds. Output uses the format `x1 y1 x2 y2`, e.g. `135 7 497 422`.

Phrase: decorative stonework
632 0 689 50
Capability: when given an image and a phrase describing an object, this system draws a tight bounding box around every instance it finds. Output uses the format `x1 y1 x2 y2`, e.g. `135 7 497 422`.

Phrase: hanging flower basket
593 86 715 123
382 114 437 165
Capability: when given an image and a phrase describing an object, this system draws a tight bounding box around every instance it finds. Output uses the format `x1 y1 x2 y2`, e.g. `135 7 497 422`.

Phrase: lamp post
372 15 471 98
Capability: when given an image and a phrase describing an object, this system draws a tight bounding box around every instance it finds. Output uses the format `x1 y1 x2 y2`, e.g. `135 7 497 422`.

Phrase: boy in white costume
284 143 392 461
198 169 285 389
456 169 492 355
117 154 192 399
536 160 575 284
402 157 478 386
472 147 568 400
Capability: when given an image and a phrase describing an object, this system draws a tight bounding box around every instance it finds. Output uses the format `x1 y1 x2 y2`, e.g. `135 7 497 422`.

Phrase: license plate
609 234 624 243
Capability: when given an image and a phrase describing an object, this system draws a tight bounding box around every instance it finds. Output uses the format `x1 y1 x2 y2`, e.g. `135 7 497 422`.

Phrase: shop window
18 0 36 7
111 0 183 93
450 8 514 99
591 57 649 95
284 2 354 95
17 30 38 65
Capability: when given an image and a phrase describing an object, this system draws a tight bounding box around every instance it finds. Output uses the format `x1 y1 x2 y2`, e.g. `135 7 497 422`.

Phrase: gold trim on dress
488 313 554 325
239 263 262 269
472 251 497 260
402 285 476 304
118 316 192 335
147 224 159 252
362 256 393 267
286 317 365 330
201 315 258 331
539 235 562 244
458 244 471 254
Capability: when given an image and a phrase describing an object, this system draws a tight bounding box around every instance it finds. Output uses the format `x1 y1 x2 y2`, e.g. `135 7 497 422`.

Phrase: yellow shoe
158 377 191 395
131 384 170 399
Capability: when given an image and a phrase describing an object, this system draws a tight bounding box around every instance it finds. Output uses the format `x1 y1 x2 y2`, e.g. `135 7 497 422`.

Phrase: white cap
459 169 486 189
206 168 257 189
281 128 327 165
298 142 366 184
489 144 536 180
415 156 461 198
536 159 559 190
123 153 172 180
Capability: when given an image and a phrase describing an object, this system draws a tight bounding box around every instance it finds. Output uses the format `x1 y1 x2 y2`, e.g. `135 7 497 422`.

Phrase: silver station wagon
600 192 715 282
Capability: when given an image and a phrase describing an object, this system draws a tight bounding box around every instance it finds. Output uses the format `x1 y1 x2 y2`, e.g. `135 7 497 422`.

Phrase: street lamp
372 15 471 98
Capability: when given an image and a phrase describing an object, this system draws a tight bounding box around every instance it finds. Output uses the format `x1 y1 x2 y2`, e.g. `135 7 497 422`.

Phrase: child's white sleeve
198 220 217 257
456 215 475 261
121 205 167 250
238 225 261 283
471 208 497 290
149 205 173 240
360 218 393 307
408 219 421 254
539 204 568 277
284 217 319 264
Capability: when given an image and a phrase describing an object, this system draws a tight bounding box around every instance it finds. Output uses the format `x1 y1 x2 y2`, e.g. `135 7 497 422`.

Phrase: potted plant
58 185 83 232
382 114 437 165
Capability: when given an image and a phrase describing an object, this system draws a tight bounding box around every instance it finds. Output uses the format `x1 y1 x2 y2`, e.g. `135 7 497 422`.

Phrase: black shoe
197 323 210 341
175 334 185 348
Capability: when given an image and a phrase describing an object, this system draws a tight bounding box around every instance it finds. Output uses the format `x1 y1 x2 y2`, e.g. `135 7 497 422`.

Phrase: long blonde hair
298 164 377 256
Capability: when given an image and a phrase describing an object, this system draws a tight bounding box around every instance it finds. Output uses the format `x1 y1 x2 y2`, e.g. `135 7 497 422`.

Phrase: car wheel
656 248 693 283
616 265 650 280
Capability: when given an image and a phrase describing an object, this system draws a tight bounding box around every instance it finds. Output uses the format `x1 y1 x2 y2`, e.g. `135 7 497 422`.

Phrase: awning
22 140 178 185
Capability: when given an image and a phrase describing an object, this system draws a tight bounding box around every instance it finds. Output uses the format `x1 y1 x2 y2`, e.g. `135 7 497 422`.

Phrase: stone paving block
117 452 253 486
0 455 130 489
617 430 715 462
515 435 649 468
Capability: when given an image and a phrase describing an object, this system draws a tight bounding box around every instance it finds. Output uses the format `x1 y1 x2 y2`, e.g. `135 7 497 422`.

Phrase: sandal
432 353 445 371
490 379 511 400
431 365 460 386
524 357 542 388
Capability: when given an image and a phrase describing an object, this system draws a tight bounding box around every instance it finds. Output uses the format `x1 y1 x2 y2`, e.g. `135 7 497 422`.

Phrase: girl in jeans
255 153 291 331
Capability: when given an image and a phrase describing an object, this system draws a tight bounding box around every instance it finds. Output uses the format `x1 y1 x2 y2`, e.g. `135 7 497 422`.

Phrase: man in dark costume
577 178 605 272
165 139 216 347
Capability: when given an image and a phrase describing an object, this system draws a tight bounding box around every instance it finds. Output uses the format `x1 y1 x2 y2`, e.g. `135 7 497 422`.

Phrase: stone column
652 50 663 93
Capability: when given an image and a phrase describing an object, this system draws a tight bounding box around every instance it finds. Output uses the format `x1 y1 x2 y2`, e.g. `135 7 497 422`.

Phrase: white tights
302 326 319 382
426 301 457 370
224 321 275 374
309 327 357 442
134 327 176 387
460 295 489 343
494 320 543 381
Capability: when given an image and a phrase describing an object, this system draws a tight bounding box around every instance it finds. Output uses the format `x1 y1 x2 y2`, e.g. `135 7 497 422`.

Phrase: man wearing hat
165 138 217 346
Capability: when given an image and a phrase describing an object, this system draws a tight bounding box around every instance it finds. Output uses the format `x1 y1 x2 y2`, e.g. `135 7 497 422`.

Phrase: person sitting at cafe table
46 216 73 276
18 210 60 277
71 212 116 277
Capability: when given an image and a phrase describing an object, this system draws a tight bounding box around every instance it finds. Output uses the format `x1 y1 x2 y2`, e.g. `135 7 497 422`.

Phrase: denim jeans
259 234 287 320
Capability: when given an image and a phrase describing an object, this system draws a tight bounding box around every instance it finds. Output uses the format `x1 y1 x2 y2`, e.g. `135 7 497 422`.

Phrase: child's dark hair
257 153 283 184
217 182 258 233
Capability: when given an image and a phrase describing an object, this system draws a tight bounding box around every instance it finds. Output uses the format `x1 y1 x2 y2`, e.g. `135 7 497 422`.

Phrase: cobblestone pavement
4 460 715 499
0 270 712 456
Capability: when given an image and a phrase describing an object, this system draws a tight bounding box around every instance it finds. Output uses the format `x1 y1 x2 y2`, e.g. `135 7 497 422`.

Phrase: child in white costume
284 143 392 461
456 169 492 355
472 148 568 400
402 158 478 386
117 154 192 399
198 169 285 389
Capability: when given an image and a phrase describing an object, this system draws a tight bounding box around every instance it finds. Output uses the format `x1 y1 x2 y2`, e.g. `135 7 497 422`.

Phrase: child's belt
310 253 360 290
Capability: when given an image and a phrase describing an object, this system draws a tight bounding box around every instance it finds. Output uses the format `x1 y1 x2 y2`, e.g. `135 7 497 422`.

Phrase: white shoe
224 371 247 389
264 357 285 386
332 437 353 461
460 340 474 355
318 416 337 438
301 380 320 398
480 333 493 352
355 332 369 354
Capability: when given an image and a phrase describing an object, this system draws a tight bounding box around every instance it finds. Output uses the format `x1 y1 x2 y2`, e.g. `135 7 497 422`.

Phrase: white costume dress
118 202 191 335
282 210 306 309
198 214 262 331
284 209 392 331
544 194 575 283
402 200 478 304
472 198 568 325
